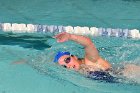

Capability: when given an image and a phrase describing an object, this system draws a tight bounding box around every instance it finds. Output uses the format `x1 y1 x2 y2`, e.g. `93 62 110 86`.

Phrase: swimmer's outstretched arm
54 32 99 62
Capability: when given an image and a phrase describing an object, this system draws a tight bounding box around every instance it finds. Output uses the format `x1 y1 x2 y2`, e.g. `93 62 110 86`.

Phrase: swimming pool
0 0 140 93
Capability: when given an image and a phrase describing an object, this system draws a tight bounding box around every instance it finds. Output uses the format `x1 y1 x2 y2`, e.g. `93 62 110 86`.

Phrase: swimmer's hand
54 32 71 42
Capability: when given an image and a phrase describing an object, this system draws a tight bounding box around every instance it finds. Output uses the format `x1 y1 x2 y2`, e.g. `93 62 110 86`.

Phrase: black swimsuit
88 70 119 83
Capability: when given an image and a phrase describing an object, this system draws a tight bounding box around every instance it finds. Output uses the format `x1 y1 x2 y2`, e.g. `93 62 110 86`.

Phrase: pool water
0 0 140 93
0 0 140 29
0 33 140 93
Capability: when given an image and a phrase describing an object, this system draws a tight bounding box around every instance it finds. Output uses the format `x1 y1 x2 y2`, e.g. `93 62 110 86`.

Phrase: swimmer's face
58 55 80 70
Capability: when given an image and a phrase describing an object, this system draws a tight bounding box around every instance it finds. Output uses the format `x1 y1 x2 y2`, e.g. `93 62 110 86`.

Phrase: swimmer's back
79 65 118 83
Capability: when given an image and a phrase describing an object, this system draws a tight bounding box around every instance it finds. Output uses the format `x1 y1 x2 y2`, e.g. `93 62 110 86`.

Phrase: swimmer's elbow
84 38 93 47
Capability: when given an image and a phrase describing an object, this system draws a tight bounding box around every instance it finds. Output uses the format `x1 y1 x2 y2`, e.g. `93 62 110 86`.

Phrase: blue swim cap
53 51 70 63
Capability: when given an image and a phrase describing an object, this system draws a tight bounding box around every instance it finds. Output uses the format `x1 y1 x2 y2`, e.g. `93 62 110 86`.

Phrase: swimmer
54 32 111 70
53 32 140 83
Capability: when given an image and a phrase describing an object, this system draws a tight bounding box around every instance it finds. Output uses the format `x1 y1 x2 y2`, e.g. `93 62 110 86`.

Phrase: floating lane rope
0 23 140 39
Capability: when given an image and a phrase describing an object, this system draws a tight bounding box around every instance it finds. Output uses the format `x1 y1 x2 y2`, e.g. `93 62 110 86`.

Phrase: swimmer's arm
69 33 100 62
55 32 99 62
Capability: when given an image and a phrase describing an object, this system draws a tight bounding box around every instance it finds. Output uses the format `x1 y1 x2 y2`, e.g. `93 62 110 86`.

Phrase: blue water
0 0 140 29
0 0 140 93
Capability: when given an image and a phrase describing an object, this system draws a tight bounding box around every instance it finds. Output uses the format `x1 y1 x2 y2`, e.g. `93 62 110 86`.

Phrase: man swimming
53 32 140 83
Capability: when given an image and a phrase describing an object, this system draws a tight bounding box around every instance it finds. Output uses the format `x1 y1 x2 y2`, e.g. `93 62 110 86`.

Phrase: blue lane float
0 23 140 39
